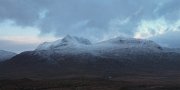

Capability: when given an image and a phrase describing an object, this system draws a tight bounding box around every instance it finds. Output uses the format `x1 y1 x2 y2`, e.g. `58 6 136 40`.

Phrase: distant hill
0 50 16 62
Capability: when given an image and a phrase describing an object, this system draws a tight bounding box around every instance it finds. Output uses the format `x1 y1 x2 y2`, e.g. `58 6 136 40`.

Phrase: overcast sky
0 0 180 53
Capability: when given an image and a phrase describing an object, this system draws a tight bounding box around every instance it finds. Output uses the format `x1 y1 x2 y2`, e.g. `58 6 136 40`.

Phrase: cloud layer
0 0 180 52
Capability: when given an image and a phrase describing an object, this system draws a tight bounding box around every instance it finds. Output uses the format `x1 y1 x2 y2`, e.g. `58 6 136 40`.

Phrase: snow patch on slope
36 35 91 51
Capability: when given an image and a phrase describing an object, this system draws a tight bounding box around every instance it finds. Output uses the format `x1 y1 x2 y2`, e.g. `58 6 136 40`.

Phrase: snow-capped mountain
4 35 169 63
36 35 163 56
32 35 166 62
1 35 180 79
0 50 16 62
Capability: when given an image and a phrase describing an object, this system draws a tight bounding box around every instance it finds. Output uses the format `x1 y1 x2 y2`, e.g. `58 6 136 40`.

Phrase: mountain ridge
1 35 180 79
36 35 163 53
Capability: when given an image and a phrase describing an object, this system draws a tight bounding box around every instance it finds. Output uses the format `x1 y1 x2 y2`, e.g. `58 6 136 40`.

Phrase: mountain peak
62 35 73 42
60 35 91 46
61 35 77 44
36 35 91 50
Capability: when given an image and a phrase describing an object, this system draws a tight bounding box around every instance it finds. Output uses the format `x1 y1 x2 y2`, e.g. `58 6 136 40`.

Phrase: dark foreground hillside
1 73 180 90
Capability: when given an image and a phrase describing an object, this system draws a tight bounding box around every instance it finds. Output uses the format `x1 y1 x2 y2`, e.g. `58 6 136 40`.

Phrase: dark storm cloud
0 0 42 26
0 0 180 47
0 0 158 35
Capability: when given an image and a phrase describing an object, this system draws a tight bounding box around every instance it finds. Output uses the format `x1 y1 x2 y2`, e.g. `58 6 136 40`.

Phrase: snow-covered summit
0 50 16 62
61 35 91 45
99 36 162 50
36 35 91 50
